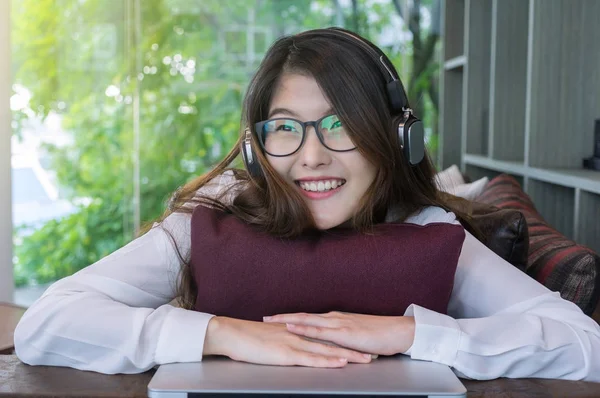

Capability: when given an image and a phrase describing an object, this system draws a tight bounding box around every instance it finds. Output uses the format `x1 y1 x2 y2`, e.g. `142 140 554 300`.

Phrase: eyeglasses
255 114 357 157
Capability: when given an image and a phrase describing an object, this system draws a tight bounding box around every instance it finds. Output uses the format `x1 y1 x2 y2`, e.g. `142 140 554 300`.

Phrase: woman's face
265 73 378 230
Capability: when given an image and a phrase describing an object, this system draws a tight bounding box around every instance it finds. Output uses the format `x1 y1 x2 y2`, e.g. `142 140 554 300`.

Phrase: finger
286 323 346 344
291 351 349 368
301 340 372 364
263 313 339 327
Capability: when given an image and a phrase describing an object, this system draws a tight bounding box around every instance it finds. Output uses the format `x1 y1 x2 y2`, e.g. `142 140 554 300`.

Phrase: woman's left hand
263 311 415 356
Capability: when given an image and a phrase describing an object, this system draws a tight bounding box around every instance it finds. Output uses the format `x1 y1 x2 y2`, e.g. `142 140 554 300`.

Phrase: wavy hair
150 27 477 309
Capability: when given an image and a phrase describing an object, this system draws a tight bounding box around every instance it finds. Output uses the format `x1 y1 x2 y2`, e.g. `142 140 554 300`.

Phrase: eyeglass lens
260 115 355 156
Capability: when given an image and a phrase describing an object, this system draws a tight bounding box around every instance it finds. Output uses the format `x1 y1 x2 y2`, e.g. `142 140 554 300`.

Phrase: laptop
147 355 467 397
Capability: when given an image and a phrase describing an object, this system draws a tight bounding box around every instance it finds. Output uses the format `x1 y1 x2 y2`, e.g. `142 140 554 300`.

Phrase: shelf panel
489 0 528 161
464 0 492 157
464 154 600 194
577 190 600 253
528 179 575 239
439 69 464 169
444 55 466 71
463 154 527 175
464 164 524 187
443 0 465 61
527 167 600 195
527 0 600 168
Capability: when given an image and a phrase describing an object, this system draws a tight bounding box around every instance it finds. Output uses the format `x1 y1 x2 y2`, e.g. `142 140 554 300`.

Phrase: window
6 0 441 306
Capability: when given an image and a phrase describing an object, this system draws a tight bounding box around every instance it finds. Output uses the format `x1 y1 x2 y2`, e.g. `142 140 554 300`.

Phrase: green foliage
15 201 125 286
12 0 439 286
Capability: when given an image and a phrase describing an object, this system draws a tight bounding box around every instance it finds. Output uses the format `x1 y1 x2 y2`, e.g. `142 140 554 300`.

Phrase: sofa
436 166 600 322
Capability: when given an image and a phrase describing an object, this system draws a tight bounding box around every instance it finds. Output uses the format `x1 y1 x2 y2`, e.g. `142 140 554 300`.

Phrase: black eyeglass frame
254 114 357 157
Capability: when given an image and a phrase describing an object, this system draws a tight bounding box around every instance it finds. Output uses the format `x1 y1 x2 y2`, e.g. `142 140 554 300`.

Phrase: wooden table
0 303 26 355
1 355 600 398
1 303 598 397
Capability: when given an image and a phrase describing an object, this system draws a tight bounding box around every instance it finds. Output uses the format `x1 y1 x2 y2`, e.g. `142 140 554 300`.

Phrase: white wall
0 0 14 302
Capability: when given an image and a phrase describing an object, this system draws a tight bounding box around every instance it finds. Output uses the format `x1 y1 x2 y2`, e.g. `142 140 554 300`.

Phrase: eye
331 120 342 129
277 125 292 131
322 115 343 130
276 122 298 132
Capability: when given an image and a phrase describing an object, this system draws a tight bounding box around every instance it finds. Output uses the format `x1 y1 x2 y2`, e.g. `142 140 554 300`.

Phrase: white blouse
13 173 600 381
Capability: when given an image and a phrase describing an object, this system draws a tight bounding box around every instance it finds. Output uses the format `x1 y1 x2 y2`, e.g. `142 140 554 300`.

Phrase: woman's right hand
202 316 372 368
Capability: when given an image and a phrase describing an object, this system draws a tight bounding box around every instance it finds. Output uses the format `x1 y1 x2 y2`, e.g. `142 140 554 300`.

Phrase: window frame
0 0 14 302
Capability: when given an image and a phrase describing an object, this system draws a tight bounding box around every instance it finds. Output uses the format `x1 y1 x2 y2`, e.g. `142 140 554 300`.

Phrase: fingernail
363 354 372 359
263 316 272 321
339 358 347 363
286 323 295 328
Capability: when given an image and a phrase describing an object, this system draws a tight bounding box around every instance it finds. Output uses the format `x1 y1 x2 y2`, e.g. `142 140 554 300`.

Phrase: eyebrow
268 107 335 119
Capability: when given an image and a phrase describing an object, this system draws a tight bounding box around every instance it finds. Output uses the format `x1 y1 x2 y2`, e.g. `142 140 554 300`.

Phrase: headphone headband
324 28 424 165
241 29 425 178
328 28 409 113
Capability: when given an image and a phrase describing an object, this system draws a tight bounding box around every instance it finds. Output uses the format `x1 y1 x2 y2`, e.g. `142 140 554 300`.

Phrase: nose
299 125 332 169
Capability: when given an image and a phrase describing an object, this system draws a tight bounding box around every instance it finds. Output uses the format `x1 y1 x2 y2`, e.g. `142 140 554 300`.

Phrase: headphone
241 29 425 178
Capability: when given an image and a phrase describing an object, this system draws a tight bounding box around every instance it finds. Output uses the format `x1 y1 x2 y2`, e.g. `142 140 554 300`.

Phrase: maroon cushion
189 206 466 321
476 174 600 315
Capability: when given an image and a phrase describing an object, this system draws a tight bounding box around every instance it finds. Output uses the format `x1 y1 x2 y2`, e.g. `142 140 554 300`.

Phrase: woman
13 27 600 380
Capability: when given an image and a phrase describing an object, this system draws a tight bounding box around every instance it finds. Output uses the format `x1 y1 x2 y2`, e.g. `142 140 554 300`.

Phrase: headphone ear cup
241 140 262 178
402 116 425 166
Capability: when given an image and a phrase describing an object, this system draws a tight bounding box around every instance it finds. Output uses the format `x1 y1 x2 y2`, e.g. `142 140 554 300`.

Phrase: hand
263 311 415 356
202 316 373 368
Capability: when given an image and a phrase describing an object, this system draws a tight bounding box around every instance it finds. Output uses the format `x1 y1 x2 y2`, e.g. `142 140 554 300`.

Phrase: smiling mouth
295 179 347 192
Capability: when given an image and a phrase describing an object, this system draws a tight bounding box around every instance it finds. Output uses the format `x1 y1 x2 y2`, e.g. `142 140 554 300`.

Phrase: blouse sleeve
13 172 239 374
403 207 600 381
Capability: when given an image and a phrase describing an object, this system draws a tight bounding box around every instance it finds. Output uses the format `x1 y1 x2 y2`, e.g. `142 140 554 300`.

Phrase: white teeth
298 179 345 192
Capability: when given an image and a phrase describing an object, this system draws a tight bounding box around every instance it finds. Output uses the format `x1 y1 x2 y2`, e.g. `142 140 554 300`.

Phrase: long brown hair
152 27 477 309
